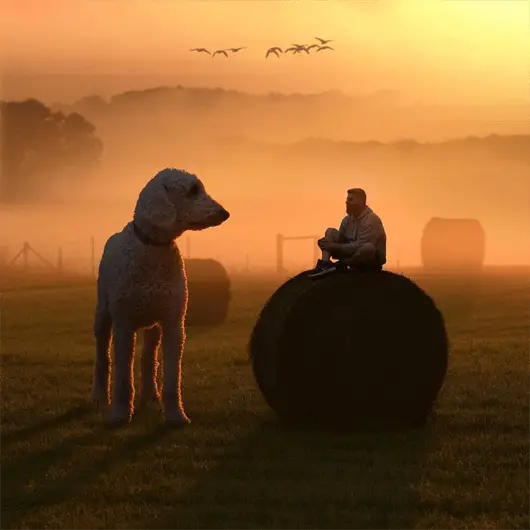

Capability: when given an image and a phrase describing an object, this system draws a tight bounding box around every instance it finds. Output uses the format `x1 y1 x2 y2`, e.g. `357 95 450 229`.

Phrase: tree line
0 99 103 204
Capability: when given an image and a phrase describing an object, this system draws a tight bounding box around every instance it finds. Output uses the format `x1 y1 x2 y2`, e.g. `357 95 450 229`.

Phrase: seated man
308 187 387 278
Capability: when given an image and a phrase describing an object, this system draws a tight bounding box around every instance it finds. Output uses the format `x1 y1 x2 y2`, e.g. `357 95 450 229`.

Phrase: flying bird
315 37 333 45
316 45 334 52
265 47 281 58
284 45 309 54
212 49 229 58
306 44 320 51
190 48 211 55
293 45 310 54
228 47 246 53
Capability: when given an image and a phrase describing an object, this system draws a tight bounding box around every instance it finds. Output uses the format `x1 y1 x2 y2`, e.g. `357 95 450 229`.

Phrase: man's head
346 188 367 217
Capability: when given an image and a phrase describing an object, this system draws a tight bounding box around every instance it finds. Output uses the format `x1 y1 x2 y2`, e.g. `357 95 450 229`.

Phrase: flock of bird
190 37 334 59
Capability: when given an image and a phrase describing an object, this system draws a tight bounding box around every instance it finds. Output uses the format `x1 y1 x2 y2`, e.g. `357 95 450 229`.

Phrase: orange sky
1 0 529 104
1 0 529 270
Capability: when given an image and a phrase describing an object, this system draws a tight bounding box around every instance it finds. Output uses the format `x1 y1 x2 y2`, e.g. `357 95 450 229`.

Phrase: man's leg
340 243 383 272
321 228 342 260
308 229 341 277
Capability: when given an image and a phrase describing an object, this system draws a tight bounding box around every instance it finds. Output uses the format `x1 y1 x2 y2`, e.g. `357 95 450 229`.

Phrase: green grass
1 268 529 529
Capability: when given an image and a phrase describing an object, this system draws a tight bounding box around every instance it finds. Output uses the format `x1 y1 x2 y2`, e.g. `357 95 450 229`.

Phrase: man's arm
337 216 349 242
318 217 350 254
340 217 383 255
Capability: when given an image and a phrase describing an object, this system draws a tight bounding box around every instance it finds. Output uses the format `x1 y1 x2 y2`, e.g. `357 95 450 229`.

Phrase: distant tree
0 99 103 204
74 95 108 116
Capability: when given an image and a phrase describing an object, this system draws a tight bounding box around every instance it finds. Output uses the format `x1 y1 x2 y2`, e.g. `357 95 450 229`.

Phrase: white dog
91 168 230 427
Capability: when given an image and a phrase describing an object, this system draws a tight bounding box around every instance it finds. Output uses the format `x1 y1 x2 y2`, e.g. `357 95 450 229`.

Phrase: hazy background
1 0 529 272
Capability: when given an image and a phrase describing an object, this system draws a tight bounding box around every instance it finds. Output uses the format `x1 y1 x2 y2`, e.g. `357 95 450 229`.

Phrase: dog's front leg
91 303 112 405
109 322 137 426
161 317 190 426
140 325 162 406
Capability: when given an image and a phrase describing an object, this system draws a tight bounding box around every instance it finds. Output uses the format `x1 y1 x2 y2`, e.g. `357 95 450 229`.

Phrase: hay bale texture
421 217 485 272
184 259 231 326
249 270 448 428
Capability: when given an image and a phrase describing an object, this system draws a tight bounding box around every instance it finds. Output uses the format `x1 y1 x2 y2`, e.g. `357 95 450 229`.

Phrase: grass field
1 267 529 529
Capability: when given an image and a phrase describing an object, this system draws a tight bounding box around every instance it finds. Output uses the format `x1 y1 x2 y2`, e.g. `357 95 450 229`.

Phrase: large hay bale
184 259 231 326
0 246 7 269
249 270 448 428
421 217 485 272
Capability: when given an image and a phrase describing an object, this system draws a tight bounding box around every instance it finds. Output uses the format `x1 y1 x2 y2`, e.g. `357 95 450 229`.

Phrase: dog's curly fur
91 168 230 426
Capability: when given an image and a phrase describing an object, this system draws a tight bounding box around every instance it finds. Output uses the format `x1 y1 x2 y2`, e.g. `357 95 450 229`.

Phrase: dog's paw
107 412 133 428
90 391 109 410
164 410 191 428
138 393 162 409
108 407 133 428
107 416 132 429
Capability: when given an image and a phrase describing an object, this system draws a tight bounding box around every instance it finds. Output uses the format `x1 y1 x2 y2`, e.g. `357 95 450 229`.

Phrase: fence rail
276 233 319 274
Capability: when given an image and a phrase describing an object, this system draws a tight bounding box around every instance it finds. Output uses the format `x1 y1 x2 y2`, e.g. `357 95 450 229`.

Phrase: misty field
1 268 529 529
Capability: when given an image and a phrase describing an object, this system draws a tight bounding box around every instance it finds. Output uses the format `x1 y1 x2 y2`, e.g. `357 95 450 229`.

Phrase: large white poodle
91 168 230 427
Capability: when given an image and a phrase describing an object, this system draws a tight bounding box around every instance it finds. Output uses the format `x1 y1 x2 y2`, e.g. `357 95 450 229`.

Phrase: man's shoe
335 260 350 272
307 259 337 278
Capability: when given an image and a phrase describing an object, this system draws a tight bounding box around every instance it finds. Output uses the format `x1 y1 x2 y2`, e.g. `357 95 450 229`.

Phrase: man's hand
318 239 340 253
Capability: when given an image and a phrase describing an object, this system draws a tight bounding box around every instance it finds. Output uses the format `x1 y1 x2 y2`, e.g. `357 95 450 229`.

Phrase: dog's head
133 168 230 243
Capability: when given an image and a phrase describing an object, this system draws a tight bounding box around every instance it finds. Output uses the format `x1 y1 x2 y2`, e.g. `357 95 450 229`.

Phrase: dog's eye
188 184 200 197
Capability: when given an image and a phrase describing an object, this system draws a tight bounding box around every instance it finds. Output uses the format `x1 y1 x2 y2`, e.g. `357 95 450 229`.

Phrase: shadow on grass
1 400 437 530
1 404 91 447
1 406 174 529
149 416 436 530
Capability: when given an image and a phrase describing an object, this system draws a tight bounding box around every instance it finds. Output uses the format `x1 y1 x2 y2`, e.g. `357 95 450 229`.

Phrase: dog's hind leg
109 321 137 426
161 318 190 426
140 325 162 406
91 299 112 406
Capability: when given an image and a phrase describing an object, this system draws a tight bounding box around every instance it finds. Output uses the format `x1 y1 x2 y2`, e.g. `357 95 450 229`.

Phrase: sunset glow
1 0 529 270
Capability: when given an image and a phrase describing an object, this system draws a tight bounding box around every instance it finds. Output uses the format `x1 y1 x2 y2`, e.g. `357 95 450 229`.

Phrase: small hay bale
249 270 448 428
184 259 231 326
0 246 7 269
421 217 485 272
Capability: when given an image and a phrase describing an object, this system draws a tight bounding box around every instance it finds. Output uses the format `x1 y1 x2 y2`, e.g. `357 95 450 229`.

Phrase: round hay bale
421 217 485 272
249 270 448 428
184 259 231 326
0 246 7 269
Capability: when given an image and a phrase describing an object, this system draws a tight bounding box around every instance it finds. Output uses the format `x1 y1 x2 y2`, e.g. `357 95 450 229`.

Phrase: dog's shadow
1 402 173 529
2 401 436 530
148 415 435 529
1 403 91 447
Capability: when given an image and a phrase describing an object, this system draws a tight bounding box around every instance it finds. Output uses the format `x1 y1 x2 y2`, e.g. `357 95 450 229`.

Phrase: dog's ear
136 181 177 233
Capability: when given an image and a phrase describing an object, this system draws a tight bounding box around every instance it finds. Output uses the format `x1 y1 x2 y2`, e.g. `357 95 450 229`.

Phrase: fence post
277 234 320 274
276 233 284 274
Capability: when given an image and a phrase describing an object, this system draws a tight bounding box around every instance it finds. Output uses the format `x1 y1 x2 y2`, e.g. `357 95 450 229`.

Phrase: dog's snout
220 208 230 221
